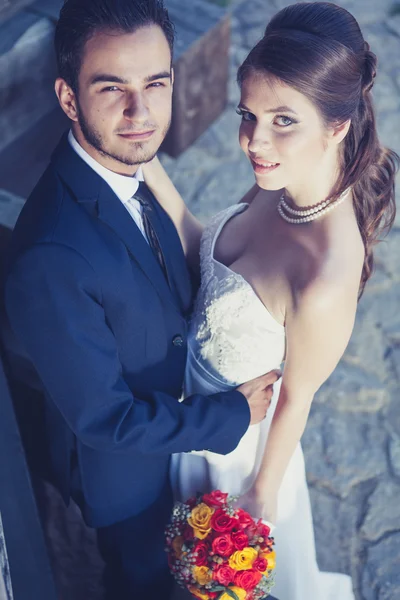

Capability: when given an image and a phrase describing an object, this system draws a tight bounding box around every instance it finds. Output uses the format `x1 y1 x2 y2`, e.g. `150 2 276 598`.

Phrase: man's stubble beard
76 100 171 167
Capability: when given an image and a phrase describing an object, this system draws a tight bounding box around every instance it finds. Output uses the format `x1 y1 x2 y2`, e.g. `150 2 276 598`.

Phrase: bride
143 3 398 599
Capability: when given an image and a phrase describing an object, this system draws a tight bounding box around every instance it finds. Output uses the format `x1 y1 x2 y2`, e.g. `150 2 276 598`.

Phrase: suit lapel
51 134 181 314
96 183 176 309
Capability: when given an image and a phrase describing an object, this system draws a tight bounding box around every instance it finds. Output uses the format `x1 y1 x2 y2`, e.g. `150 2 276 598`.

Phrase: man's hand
237 370 281 426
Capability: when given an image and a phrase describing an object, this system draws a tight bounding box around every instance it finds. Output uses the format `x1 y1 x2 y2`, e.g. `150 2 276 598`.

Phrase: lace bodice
188 204 286 387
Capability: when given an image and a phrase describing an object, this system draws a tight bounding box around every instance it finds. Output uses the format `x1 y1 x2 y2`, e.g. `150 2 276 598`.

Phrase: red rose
209 594 218 600
236 508 255 530
202 490 229 508
211 508 238 532
256 520 271 540
234 569 262 591
231 529 249 551
194 541 209 566
213 564 236 586
212 534 234 557
253 557 268 572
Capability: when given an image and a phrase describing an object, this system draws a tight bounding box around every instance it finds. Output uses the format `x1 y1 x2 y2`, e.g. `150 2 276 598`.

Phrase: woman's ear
329 119 352 145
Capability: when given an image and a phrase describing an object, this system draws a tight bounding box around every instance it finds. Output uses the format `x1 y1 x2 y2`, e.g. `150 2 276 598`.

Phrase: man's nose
123 92 149 123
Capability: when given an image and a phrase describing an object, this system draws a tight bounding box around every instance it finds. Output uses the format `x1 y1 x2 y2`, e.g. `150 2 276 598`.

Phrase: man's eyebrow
238 103 298 115
90 72 172 86
90 74 130 85
144 71 172 83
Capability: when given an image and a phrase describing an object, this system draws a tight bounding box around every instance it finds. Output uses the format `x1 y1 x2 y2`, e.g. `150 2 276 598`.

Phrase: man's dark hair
55 0 175 92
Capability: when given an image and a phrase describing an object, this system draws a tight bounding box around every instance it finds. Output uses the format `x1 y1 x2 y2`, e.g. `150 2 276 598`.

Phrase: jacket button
172 335 184 347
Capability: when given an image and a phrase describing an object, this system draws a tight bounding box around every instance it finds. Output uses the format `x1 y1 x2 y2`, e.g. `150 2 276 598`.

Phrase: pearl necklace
277 188 351 224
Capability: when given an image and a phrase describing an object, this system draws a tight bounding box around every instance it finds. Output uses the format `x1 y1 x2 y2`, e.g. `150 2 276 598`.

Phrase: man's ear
329 119 351 145
55 78 79 122
171 67 175 88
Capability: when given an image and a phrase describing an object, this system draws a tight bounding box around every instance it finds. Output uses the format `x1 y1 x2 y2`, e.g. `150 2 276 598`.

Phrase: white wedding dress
170 204 354 600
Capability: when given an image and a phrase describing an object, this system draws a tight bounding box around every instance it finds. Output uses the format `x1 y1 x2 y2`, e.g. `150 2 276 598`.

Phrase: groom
3 0 279 597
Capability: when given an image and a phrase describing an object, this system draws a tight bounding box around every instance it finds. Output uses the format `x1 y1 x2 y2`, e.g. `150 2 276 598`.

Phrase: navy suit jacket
4 135 250 528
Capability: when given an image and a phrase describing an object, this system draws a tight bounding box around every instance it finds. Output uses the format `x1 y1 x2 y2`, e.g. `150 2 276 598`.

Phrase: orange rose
188 503 215 539
193 566 213 585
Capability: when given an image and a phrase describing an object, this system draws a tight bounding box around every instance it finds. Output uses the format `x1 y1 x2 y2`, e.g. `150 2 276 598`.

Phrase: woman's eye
275 115 295 127
236 108 256 122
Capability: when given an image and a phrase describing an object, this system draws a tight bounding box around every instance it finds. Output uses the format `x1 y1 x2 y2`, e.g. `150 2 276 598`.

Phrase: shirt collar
68 130 144 203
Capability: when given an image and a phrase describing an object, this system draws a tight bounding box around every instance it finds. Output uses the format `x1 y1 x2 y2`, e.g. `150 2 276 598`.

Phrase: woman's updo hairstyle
238 2 398 296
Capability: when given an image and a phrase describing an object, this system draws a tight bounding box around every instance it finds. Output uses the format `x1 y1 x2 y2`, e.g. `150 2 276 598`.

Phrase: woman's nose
247 125 272 155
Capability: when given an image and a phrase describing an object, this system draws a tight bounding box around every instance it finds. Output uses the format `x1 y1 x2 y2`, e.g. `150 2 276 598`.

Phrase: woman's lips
251 158 280 175
118 130 155 141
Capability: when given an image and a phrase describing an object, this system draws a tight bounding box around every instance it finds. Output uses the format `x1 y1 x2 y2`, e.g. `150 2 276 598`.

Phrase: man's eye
102 86 121 93
275 115 295 127
148 82 165 88
236 108 256 122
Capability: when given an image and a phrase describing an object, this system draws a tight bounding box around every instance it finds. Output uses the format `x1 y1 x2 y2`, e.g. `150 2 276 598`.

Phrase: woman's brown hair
238 2 399 296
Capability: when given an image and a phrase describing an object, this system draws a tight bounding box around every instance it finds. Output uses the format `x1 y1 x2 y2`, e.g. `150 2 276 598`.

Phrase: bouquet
165 490 276 600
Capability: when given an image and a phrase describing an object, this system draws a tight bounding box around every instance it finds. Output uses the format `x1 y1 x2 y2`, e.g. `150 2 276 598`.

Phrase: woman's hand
236 487 278 528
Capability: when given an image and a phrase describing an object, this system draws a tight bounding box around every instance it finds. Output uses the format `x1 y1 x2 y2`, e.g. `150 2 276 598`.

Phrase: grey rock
386 14 400 39
362 533 400 600
303 406 387 498
377 110 400 156
0 512 13 600
360 479 400 542
335 0 394 26
27 0 63 21
384 388 400 438
373 71 400 113
34 480 105 600
0 189 25 229
0 13 57 153
308 485 359 575
388 434 400 479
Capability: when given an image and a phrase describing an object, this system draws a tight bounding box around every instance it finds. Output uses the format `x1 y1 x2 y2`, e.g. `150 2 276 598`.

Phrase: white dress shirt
68 131 148 242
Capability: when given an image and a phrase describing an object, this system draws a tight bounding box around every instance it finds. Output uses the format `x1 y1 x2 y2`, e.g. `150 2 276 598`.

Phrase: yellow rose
261 550 276 572
188 503 215 539
228 547 258 571
188 586 210 600
193 566 212 586
219 587 247 600
172 536 184 559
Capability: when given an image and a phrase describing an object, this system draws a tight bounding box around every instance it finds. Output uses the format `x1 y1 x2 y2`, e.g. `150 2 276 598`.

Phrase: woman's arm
243 275 359 523
142 157 203 272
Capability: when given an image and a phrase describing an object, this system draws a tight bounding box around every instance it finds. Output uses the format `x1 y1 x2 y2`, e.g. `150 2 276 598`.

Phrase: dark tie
134 182 170 285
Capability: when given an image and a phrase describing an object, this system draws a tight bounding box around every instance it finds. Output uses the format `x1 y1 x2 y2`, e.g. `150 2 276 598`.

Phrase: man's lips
118 130 155 141
250 158 280 174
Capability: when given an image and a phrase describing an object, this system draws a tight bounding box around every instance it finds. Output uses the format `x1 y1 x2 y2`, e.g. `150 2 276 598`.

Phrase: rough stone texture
0 10 58 153
360 479 400 543
0 513 12 600
0 191 24 230
163 1 231 156
0 1 399 600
